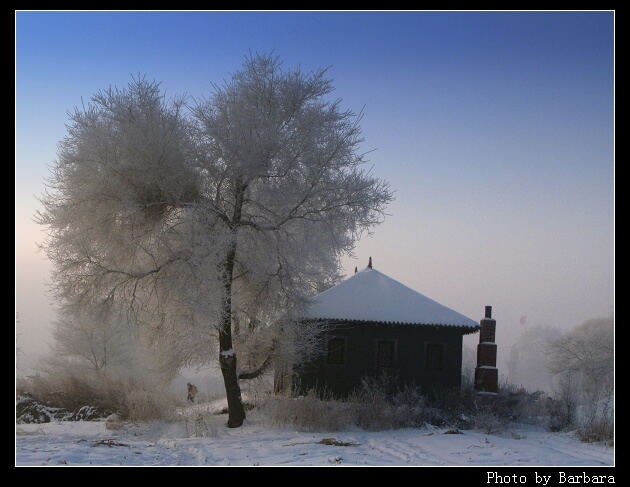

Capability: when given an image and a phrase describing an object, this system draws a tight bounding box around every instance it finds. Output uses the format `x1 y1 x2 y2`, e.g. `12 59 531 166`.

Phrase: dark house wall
294 321 467 398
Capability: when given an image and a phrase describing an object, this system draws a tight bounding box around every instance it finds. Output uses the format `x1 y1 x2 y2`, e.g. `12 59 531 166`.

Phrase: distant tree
544 315 614 436
36 53 393 427
546 315 614 400
506 325 562 393
50 308 121 374
16 312 22 371
45 303 175 384
461 343 476 389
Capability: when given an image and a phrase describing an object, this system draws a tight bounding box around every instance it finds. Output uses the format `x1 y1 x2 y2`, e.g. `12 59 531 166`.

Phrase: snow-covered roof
302 266 480 330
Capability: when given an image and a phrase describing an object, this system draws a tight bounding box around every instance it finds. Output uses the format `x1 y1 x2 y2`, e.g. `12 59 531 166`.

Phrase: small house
292 259 482 397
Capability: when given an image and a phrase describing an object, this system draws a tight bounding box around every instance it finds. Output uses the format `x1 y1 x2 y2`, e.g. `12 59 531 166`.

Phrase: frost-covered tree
546 315 614 399
544 315 614 435
46 303 175 384
50 308 126 374
36 53 393 427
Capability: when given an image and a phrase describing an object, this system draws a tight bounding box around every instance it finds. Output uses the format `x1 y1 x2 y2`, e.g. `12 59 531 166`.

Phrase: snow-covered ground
15 402 614 467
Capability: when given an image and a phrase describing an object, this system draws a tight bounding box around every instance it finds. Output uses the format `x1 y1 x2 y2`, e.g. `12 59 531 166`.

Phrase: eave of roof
303 317 480 333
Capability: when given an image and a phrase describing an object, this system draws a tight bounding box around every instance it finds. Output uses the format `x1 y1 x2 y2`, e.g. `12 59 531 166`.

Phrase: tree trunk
218 243 246 427
218 284 246 426
218 181 247 428
219 350 245 428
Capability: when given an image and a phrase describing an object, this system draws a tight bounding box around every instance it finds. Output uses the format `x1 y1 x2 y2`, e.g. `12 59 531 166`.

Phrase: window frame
326 336 347 366
376 339 396 369
425 342 445 372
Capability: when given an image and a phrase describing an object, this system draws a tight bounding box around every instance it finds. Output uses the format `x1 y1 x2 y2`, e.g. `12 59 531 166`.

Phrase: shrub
348 373 429 430
15 370 177 422
261 377 613 438
575 392 614 444
121 383 176 422
577 418 614 444
259 372 433 432
258 388 355 432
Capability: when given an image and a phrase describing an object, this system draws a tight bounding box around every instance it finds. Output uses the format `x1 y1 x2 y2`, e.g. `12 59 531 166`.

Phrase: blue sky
15 11 614 367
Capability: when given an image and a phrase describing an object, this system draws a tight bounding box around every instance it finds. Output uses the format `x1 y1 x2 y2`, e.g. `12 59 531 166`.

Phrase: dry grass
16 372 177 422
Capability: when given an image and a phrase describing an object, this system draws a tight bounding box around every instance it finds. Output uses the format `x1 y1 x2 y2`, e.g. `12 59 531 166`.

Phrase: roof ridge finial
368 256 372 269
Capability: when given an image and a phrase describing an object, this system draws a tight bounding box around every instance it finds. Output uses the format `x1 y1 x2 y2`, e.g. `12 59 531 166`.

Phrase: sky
15 398 614 467
15 11 614 373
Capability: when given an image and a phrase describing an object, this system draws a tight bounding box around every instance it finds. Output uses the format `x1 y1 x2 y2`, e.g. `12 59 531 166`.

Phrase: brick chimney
474 305 498 393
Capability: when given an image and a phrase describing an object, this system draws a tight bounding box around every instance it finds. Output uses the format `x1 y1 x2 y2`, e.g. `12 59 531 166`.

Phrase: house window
327 337 346 365
426 343 444 371
377 340 395 368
